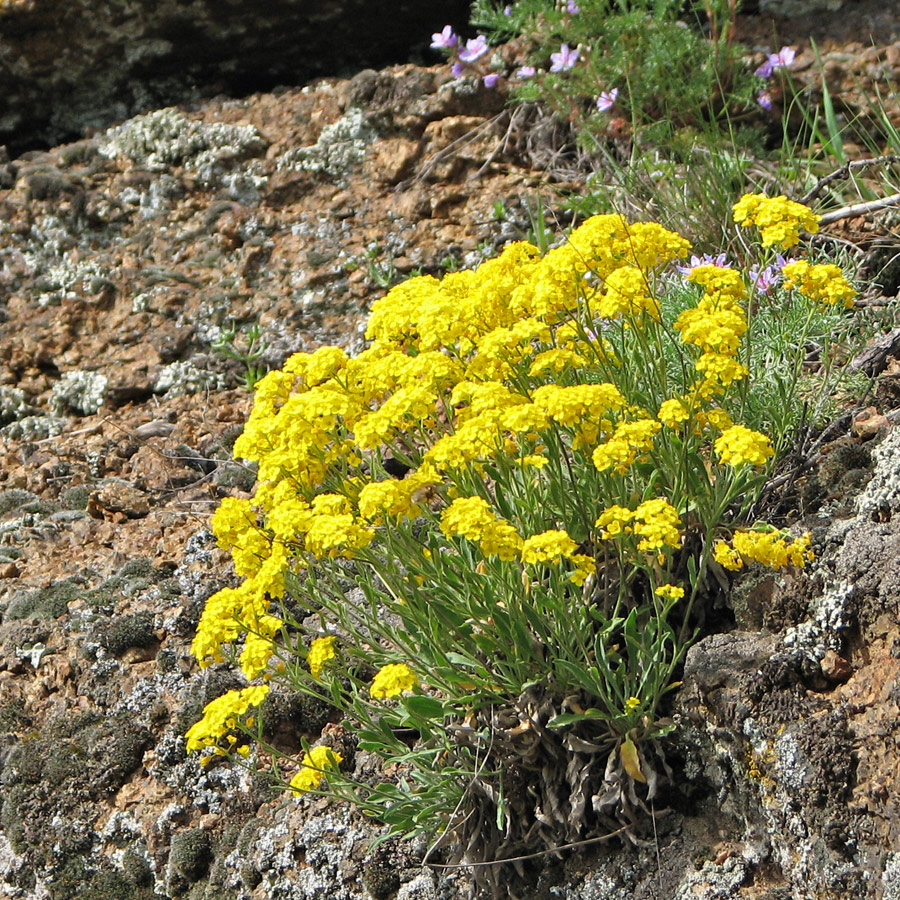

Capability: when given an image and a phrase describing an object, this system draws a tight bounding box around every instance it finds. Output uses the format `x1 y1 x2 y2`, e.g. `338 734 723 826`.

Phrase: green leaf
548 708 610 728
402 695 446 720
446 651 479 668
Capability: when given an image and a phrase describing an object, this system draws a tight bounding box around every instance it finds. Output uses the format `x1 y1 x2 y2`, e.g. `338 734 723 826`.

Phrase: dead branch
798 155 900 205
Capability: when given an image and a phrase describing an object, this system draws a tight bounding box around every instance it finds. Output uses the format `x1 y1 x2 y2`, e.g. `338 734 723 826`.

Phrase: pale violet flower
451 61 467 77
516 65 537 79
676 253 732 276
567 0 581 12
757 90 774 110
595 88 619 112
749 264 779 294
750 255 789 293
430 25 458 50
483 72 500 88
755 46 795 78
504 5 513 13
550 43 579 73
458 35 490 64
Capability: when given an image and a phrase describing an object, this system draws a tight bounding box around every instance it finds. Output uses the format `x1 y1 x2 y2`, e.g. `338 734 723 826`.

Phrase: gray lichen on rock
49 370 108 416
36 258 115 306
98 108 268 186
0 386 34 425
853 425 900 515
279 108 376 178
0 414 66 441
153 361 221 397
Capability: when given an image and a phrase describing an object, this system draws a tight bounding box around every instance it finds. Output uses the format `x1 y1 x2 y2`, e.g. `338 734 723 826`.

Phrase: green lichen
121 847 154 887
97 611 157 656
49 858 156 900
5 578 82 620
62 485 91 510
0 488 39 515
167 828 212 894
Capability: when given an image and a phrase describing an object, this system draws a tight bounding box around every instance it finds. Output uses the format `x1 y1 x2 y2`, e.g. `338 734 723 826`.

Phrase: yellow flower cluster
732 193 820 249
441 496 523 560
592 419 661 473
308 635 337 679
370 663 419 699
714 425 774 467
521 530 579 564
189 194 847 776
189 214 697 675
714 531 813 571
290 746 343 794
781 260 855 308
595 266 659 320
596 498 682 552
185 685 269 754
674 265 749 399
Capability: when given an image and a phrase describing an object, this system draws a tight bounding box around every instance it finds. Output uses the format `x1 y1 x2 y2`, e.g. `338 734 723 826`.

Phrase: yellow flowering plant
185 194 857 881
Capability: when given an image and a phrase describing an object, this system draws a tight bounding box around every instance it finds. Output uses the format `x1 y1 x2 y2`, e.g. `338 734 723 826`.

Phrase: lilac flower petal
757 90 774 110
516 65 536 79
596 88 618 112
567 0 581 12
430 25 457 50
676 253 733 276
451 61 467 77
483 73 500 88
459 35 490 63
550 43 578 73
776 46 796 67
755 61 774 78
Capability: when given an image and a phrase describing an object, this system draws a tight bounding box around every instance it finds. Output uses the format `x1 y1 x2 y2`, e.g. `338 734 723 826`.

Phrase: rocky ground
0 3 899 899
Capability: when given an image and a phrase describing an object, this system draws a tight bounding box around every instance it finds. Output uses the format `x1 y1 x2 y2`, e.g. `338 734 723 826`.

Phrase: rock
0 0 471 153
88 479 151 519
760 0 844 14
820 648 852 682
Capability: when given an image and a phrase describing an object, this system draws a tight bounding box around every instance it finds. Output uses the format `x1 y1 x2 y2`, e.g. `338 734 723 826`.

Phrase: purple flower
755 45 795 78
516 65 537 79
567 0 581 12
595 88 619 112
757 90 774 110
451 61 467 77
550 43 579 73
458 35 490 64
504 5 513 13
483 72 500 88
775 46 796 67
676 253 732 276
749 263 781 294
430 25 457 50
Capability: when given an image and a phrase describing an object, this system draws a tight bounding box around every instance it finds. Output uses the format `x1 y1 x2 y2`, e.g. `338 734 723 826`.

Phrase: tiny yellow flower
654 584 685 600
520 530 578 565
625 696 641 710
290 746 343 794
732 193 819 250
370 663 419 699
308 636 337 680
715 425 774 467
